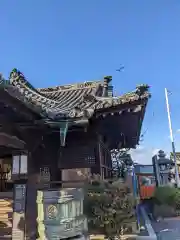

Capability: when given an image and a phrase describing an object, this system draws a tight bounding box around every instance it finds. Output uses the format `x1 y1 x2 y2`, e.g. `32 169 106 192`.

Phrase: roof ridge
37 80 105 93
37 75 112 92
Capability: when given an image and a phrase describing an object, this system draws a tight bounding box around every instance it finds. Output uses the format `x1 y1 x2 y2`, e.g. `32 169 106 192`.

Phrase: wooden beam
0 133 25 149
100 164 112 170
94 99 145 119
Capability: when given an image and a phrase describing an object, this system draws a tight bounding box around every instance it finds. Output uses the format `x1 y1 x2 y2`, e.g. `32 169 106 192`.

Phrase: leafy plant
170 189 180 210
111 149 133 179
153 186 177 205
153 186 180 218
84 177 136 239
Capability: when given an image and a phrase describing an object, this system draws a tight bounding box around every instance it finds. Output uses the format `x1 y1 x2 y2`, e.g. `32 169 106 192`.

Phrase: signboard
40 167 50 188
20 155 28 174
12 156 20 174
12 155 28 175
12 184 27 240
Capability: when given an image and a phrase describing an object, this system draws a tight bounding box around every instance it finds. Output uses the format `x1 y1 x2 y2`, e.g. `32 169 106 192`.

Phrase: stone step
0 198 13 239
0 199 12 203
0 217 12 222
0 206 12 209
0 222 12 228
0 207 12 212
0 199 13 215
0 203 12 208
0 201 12 208
0 198 12 202
0 230 12 239
0 216 12 222
0 217 12 223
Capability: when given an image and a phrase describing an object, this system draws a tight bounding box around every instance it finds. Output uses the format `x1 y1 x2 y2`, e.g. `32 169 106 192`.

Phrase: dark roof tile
1 68 150 120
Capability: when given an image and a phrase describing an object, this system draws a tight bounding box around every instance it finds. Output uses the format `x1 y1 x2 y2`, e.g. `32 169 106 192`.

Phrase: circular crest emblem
47 205 58 219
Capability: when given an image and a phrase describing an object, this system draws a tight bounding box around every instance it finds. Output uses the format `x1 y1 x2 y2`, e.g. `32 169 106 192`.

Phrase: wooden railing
0 171 14 192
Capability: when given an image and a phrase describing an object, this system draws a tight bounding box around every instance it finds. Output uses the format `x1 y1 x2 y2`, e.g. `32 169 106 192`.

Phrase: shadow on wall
17 217 39 239
0 220 12 238
0 217 39 239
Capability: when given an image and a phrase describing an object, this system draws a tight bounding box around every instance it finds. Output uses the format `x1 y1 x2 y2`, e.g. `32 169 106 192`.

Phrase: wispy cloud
130 147 165 164
152 149 160 155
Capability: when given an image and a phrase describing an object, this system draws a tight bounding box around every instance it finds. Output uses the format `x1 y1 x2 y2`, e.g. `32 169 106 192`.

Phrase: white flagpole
165 88 180 187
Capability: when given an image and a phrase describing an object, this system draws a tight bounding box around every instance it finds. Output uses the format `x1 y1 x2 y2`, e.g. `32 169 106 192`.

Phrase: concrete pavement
139 204 180 239
151 219 180 239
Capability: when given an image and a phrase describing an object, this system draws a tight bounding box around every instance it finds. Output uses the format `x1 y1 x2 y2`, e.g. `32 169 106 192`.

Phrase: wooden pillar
98 141 103 178
25 151 40 239
91 135 102 176
25 133 60 238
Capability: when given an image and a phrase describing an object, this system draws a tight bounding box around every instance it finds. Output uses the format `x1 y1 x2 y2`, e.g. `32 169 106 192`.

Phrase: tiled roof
1 68 150 121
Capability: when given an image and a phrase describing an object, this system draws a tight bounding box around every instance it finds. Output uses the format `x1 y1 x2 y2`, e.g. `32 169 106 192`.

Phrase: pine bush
84 177 136 239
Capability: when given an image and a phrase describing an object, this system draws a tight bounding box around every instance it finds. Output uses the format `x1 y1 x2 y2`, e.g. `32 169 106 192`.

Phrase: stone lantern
152 150 175 186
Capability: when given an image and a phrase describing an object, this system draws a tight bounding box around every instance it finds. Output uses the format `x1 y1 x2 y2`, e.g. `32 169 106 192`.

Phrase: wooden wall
59 130 112 179
25 131 60 238
59 130 98 170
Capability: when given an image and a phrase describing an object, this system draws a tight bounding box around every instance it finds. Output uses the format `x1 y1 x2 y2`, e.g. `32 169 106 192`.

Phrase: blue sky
1 0 180 163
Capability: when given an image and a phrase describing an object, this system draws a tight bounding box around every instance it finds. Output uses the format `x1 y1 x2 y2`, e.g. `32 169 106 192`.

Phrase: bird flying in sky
116 65 125 72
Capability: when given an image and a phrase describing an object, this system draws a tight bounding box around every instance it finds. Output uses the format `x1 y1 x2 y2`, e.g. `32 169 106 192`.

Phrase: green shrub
84 177 136 239
170 189 180 209
153 186 180 216
153 186 177 205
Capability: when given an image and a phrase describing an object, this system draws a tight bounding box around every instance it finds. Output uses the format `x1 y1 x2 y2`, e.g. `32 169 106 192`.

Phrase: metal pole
165 88 180 187
132 166 140 228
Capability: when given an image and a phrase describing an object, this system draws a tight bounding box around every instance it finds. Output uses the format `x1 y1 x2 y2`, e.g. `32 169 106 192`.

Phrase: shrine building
0 68 150 238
